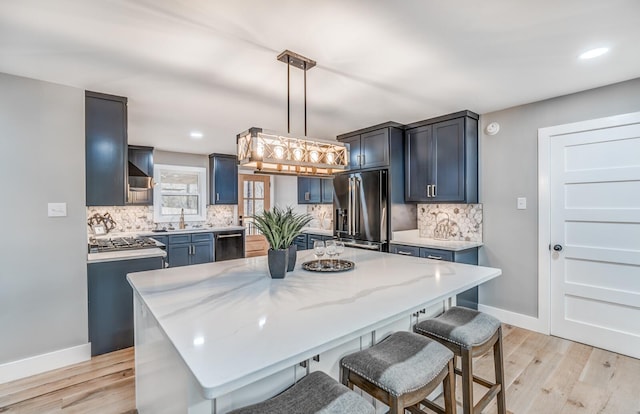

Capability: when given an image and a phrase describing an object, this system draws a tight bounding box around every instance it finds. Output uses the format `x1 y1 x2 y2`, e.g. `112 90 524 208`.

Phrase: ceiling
1 0 639 155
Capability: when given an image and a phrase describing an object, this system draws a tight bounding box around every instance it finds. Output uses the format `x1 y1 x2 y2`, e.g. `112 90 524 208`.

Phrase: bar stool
340 331 456 414
414 306 506 414
228 370 374 414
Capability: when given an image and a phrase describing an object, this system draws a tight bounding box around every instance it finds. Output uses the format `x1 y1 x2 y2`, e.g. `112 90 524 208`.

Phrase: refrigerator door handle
352 177 360 236
348 176 353 236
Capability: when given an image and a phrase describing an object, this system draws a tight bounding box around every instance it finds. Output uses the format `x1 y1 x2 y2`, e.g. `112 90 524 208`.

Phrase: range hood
128 161 152 191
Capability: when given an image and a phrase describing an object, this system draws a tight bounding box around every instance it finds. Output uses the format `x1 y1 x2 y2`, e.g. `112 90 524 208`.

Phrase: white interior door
549 119 640 359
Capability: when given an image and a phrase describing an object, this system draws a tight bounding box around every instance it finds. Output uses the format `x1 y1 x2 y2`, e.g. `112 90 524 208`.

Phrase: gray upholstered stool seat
414 306 501 348
228 371 374 414
341 331 457 414
414 307 506 414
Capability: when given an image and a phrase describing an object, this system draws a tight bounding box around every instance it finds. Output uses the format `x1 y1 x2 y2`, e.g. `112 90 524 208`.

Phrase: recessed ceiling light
579 47 609 60
190 131 203 139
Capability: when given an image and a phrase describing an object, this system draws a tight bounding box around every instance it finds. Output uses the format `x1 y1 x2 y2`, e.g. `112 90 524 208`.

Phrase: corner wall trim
478 304 547 334
0 343 91 383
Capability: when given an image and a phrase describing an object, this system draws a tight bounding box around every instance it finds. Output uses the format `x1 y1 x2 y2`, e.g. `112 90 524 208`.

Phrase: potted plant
252 206 312 278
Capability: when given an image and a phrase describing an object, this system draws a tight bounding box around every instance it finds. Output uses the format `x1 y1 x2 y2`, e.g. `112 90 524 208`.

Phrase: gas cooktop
88 236 161 254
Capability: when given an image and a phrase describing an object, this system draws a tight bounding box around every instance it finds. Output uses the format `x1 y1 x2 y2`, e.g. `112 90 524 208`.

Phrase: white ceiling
1 0 639 155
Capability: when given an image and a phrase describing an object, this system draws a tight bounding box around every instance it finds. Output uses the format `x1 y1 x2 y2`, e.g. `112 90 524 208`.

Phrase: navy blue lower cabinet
165 233 214 267
88 256 163 356
389 244 420 257
306 233 332 250
168 244 191 267
390 243 479 310
294 234 308 251
192 240 214 265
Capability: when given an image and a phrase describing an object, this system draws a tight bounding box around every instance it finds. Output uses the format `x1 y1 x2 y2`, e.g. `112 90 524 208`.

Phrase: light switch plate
48 202 67 217
517 197 527 210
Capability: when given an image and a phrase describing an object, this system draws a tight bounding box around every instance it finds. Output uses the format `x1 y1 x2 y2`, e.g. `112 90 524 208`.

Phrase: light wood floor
1 325 639 413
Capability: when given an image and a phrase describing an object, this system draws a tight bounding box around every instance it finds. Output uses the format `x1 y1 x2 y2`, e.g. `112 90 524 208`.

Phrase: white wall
272 175 306 214
0 73 88 376
478 77 640 319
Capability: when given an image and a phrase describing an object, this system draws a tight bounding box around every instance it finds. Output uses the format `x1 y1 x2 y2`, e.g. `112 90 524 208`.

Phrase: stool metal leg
494 328 506 414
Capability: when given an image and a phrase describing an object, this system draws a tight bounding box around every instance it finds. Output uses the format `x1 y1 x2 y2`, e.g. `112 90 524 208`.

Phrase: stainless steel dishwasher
214 229 245 261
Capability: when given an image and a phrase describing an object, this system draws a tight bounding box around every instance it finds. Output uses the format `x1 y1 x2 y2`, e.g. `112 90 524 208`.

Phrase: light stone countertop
301 227 333 236
87 248 166 264
392 229 483 251
137 226 245 237
127 247 501 399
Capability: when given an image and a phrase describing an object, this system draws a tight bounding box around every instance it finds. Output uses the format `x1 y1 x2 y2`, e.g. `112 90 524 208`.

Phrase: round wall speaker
485 122 500 136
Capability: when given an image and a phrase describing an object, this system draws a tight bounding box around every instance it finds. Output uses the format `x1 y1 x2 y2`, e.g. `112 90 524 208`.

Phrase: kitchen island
128 247 501 413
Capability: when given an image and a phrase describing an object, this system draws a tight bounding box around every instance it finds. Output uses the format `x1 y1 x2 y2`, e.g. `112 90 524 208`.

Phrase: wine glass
313 240 325 269
335 241 345 264
325 240 337 269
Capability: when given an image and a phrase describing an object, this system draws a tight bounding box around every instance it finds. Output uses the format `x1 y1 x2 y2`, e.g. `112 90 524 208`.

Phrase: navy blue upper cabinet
338 128 390 170
321 178 334 204
361 129 390 169
298 177 333 204
337 122 404 172
85 91 128 206
209 153 238 205
405 111 478 203
341 135 362 170
298 177 322 204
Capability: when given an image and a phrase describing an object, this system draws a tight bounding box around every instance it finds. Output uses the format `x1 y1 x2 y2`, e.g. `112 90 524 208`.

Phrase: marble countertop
392 230 483 251
127 247 501 398
301 227 333 236
87 248 166 264
138 226 245 237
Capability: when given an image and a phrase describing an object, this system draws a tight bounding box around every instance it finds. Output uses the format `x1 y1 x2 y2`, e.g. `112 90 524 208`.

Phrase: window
153 164 207 222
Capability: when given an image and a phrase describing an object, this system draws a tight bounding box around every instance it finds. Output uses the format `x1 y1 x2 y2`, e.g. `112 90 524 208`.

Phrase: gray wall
153 149 207 169
0 73 87 363
478 77 640 317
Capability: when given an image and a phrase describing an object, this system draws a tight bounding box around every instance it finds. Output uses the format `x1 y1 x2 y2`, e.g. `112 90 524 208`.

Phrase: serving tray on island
302 259 355 273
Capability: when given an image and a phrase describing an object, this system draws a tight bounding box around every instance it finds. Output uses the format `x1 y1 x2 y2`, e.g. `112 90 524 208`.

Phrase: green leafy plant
252 206 312 250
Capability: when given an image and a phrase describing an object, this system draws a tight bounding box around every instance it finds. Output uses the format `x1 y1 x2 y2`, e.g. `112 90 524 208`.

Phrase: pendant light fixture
237 50 349 176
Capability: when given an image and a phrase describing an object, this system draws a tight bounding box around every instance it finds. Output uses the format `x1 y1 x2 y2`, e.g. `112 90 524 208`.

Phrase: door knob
553 244 563 252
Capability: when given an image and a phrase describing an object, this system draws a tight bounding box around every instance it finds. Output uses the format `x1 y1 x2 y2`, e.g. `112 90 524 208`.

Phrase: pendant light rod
304 61 307 136
287 60 290 134
277 50 316 137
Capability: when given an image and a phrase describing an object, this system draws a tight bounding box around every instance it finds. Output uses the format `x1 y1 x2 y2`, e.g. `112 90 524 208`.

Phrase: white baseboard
0 343 91 383
478 304 549 335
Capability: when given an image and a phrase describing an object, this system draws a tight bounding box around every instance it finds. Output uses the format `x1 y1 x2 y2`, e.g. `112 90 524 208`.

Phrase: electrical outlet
517 197 527 210
48 202 67 217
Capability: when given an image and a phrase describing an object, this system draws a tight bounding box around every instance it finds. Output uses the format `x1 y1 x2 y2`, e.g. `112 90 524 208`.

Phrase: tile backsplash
86 205 236 236
417 204 482 242
306 204 333 230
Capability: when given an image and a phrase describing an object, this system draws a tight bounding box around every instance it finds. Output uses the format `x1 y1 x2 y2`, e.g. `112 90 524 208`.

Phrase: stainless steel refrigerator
334 170 388 250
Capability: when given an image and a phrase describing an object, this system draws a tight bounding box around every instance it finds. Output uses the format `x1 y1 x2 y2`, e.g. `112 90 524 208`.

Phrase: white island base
129 248 501 413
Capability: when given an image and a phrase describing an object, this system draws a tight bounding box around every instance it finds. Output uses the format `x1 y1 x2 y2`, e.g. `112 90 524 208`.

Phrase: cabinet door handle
426 185 431 197
356 154 361 166
433 185 436 197
361 154 365 165
305 192 310 201
427 255 443 260
216 193 220 201
397 251 413 256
